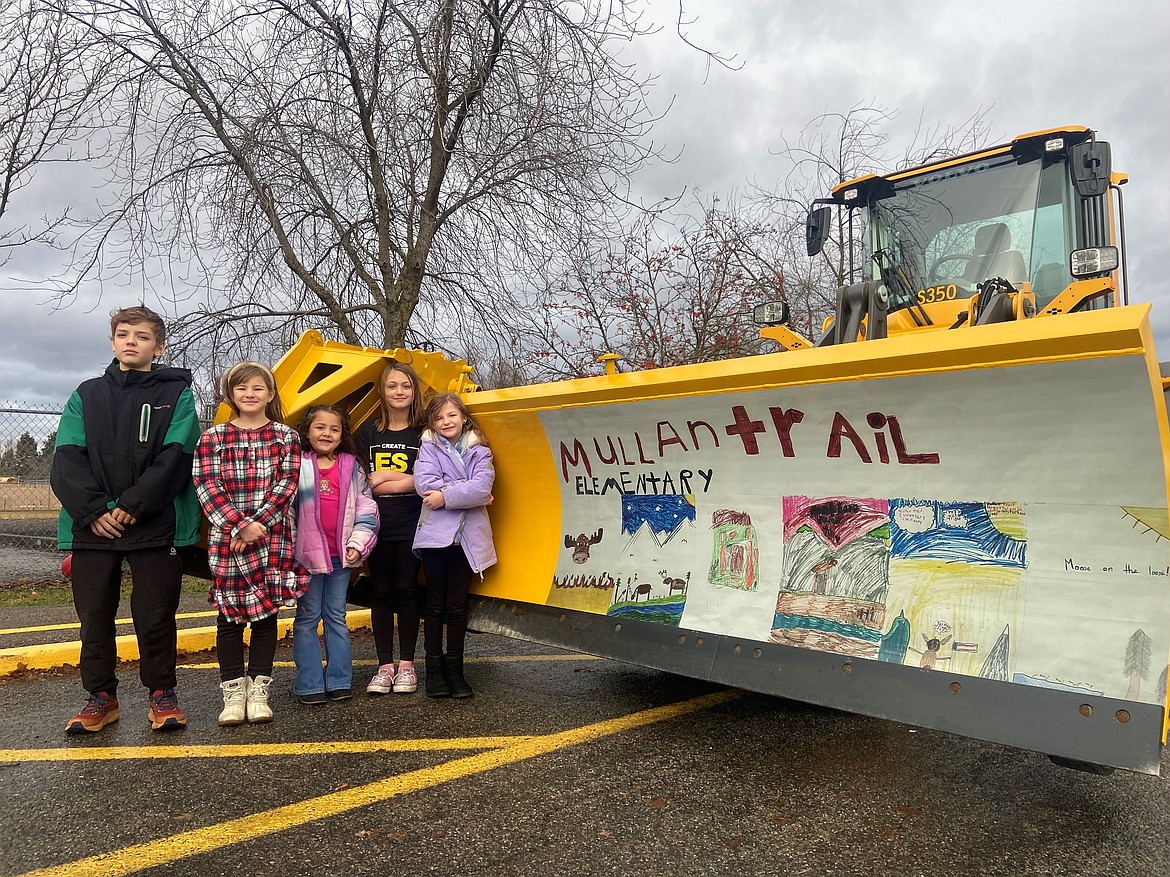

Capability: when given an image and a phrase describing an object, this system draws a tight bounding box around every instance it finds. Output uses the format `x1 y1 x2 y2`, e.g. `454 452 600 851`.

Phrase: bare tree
0 3 110 263
45 0 666 361
474 104 998 382
757 104 898 298
899 107 994 171
751 103 993 341
488 195 789 382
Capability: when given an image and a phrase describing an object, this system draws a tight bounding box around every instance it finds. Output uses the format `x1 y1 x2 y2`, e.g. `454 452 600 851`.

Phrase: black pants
70 546 183 696
368 538 422 664
419 545 472 658
216 613 279 681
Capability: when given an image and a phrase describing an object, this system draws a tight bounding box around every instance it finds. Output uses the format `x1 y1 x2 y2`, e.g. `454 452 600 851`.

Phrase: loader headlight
753 300 790 326
1070 246 1119 277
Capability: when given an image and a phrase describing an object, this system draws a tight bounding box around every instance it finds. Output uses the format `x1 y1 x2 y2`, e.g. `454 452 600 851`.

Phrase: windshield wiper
872 248 933 326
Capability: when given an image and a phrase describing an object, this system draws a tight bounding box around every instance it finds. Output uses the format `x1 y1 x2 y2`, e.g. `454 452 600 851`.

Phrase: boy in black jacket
51 306 202 734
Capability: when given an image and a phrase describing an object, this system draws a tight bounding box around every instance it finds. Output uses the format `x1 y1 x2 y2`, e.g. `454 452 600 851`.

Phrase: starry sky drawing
622 494 696 546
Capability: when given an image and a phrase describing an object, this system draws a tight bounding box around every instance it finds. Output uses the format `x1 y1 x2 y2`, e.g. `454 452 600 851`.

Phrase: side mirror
1070 140 1111 198
806 206 831 257
753 300 790 326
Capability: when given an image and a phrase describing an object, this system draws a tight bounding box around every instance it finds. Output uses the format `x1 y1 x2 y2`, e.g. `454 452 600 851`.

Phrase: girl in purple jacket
413 393 496 698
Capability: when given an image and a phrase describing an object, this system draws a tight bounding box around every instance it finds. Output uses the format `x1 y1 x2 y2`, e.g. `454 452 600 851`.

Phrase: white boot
218 677 247 726
246 675 274 723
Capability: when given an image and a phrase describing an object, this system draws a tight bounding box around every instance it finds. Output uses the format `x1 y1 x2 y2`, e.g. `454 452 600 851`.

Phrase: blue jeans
293 558 353 695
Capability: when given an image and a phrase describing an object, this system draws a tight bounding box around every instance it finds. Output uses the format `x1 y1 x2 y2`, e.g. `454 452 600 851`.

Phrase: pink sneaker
392 665 418 693
366 664 395 695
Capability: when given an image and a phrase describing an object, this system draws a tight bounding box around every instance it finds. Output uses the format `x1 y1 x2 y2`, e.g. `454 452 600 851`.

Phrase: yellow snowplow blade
277 304 1170 772
467 304 1170 773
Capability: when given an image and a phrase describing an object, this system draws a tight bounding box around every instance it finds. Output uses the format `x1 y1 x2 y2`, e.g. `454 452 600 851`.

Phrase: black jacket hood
102 359 194 388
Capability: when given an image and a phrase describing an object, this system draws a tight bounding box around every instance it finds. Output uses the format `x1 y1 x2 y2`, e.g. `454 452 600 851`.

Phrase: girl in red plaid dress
193 362 307 726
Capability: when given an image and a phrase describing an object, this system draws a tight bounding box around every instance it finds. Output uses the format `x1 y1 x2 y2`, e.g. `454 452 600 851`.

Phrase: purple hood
412 430 496 573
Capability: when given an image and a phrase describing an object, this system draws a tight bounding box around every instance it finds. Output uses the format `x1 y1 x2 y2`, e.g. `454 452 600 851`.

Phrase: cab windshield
863 151 1074 312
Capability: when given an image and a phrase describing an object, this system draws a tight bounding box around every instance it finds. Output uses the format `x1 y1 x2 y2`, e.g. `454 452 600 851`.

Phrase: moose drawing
660 570 688 596
630 582 653 601
565 528 604 564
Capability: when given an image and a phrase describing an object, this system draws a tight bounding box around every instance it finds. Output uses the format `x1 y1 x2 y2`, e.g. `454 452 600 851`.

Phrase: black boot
425 654 450 698
444 654 473 699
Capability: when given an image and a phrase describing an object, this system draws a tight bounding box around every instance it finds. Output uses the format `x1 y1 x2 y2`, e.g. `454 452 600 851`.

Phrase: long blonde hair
374 361 425 430
222 361 284 422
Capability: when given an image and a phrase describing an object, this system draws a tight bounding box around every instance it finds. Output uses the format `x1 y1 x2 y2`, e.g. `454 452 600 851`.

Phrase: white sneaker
366 664 395 695
246 675 274 723
218 677 247 726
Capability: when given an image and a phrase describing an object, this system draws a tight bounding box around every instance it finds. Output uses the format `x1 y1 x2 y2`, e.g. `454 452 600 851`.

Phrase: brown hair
109 306 166 346
296 404 360 462
222 361 284 422
424 392 489 448
374 361 425 431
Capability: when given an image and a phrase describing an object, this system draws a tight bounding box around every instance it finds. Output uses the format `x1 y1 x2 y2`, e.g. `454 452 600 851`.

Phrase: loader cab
810 126 1124 332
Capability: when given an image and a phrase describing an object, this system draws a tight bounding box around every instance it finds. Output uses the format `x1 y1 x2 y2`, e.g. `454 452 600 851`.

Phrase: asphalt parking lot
3 597 1170 877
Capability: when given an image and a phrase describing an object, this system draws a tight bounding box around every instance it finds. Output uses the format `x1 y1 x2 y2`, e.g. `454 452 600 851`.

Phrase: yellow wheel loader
258 125 1170 774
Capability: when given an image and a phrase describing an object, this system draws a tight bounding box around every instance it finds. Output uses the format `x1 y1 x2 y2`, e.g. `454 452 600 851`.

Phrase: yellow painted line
0 610 373 675
0 611 221 637
0 736 534 762
176 660 327 670
177 653 600 670
16 689 738 877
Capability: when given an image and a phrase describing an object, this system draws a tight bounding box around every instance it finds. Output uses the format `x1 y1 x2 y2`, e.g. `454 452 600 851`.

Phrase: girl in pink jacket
292 405 379 705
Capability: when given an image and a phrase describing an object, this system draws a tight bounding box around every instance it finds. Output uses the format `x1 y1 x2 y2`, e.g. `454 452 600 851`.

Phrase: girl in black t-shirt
354 361 426 695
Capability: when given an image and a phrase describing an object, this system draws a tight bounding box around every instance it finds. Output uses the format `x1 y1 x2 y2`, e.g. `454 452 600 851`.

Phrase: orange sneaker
65 692 120 735
148 689 187 731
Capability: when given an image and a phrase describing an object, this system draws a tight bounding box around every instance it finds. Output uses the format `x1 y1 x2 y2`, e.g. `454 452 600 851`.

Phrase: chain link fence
0 404 62 554
0 402 217 584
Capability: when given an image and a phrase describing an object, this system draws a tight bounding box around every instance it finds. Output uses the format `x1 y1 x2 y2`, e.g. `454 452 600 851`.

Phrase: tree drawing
1124 628 1152 701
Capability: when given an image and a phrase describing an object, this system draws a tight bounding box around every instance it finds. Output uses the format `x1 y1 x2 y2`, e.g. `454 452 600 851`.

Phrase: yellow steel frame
213 330 478 426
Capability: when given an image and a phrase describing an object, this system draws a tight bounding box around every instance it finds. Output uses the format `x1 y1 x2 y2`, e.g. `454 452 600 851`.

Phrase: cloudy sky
2 0 1168 408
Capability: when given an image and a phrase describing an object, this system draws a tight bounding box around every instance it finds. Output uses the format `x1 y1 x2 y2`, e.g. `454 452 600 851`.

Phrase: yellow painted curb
0 609 372 675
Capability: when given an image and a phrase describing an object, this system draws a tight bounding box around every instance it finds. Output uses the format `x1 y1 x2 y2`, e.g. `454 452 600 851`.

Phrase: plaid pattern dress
193 420 308 622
